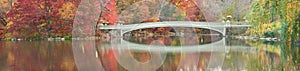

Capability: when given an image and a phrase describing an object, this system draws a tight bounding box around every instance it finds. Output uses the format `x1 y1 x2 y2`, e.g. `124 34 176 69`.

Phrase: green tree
247 0 299 40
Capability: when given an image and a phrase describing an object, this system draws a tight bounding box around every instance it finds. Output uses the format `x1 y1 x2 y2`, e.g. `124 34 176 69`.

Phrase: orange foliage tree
6 0 70 38
0 0 11 38
170 0 206 21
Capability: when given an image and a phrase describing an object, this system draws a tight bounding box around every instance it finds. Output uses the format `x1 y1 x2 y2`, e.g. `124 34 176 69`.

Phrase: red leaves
2 0 208 38
6 0 78 38
101 49 118 71
0 27 5 38
101 0 118 25
6 0 47 38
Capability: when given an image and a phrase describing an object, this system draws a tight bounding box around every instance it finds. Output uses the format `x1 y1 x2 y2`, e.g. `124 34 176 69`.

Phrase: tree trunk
0 15 7 26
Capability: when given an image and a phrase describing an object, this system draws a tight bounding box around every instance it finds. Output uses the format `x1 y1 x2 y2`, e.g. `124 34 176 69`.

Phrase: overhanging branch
0 15 7 26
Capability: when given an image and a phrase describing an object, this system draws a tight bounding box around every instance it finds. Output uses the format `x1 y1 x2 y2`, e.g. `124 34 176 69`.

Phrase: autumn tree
0 0 11 19
5 0 64 38
54 1 80 37
170 0 206 21
97 0 119 36
247 0 299 40
6 0 79 38
59 2 78 20
194 0 253 22
73 0 102 37
118 0 168 24
100 0 118 25
0 0 12 38
6 0 43 38
46 0 72 37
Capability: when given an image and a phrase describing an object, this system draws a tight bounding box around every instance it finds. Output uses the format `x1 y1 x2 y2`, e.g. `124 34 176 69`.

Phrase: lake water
0 36 299 71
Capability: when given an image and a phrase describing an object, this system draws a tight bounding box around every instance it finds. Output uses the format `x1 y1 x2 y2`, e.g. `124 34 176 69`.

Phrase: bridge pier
119 29 125 37
223 28 226 37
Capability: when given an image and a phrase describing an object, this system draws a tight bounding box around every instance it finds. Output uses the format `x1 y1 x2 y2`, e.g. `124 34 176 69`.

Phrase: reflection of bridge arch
120 38 226 52
98 21 252 36
110 37 226 71
101 38 256 52
98 37 257 71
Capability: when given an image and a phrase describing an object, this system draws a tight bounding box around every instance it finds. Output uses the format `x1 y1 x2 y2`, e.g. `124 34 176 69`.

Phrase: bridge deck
98 21 252 30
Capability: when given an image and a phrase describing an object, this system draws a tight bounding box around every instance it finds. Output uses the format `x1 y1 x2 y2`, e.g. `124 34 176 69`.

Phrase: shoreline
0 36 288 42
0 36 109 41
231 36 282 42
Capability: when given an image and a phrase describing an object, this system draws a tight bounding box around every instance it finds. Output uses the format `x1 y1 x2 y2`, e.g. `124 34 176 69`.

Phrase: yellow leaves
58 2 77 19
171 8 186 19
0 0 9 6
287 3 293 9
298 2 300 12
285 2 298 23
175 2 180 6
171 40 177 45
180 11 186 17
6 21 13 28
247 1 300 37
273 22 281 29
37 22 46 28
0 0 11 12
39 2 45 9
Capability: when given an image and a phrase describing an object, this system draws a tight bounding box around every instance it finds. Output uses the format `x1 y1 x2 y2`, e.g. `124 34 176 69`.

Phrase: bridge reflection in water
72 36 257 71
102 37 255 71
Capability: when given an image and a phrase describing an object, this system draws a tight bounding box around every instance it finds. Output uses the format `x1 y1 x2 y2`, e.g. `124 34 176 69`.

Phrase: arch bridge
98 21 252 36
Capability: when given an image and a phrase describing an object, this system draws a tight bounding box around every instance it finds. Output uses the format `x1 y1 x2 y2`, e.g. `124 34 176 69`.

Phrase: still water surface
0 36 299 71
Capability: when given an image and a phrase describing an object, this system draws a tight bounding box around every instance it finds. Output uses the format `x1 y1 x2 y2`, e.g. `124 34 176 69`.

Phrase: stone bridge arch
120 21 226 36
99 21 252 37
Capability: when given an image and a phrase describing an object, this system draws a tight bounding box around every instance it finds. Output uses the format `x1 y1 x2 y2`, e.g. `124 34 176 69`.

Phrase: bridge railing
98 21 251 30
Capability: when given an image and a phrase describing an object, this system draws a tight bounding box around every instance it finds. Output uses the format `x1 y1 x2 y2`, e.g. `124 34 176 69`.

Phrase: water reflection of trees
97 39 300 71
98 47 283 71
0 41 8 70
1 41 76 71
0 39 299 70
124 27 223 46
245 40 300 70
